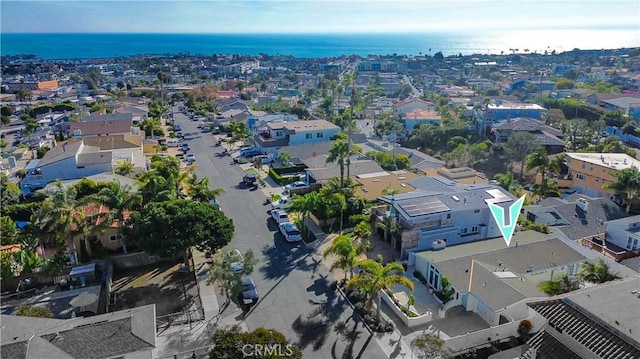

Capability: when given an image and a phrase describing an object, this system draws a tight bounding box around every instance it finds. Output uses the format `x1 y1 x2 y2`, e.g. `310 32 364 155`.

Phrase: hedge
268 168 300 186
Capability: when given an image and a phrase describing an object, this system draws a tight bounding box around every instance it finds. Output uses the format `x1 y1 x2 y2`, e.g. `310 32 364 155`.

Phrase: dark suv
238 276 259 305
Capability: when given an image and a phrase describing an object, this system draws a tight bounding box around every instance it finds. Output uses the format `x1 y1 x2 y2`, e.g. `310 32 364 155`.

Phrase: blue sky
2 0 639 34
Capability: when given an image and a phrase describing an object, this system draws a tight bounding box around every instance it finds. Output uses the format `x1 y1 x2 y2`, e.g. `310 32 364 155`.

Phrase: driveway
173 109 386 358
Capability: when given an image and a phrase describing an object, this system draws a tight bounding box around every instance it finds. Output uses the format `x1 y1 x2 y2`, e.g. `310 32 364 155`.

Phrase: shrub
268 168 300 185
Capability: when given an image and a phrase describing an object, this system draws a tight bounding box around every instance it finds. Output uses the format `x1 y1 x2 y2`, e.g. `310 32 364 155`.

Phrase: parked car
181 142 190 151
233 157 249 164
209 198 221 210
177 131 185 139
271 209 289 224
285 181 309 190
173 125 182 131
279 222 302 242
239 276 259 305
270 196 291 211
242 173 257 185
228 249 244 273
242 149 262 157
185 153 196 163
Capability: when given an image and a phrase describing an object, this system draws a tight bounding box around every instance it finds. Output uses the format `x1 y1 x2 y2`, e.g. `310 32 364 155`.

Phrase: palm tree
578 258 621 284
605 167 640 213
91 182 137 254
14 250 42 275
346 259 414 322
277 151 291 166
526 148 551 184
188 175 224 203
322 235 359 281
157 72 167 101
32 183 80 247
326 139 351 188
376 215 400 244
114 161 135 178
21 114 39 158
290 191 321 231
136 171 172 206
537 273 579 295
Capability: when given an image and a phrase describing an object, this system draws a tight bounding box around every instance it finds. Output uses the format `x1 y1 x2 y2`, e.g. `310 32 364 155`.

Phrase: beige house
563 152 640 198
71 204 130 257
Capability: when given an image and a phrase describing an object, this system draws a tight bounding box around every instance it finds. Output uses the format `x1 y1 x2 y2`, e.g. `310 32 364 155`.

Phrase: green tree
14 250 43 275
207 248 259 303
114 161 135 178
326 138 351 187
16 89 33 102
0 174 20 214
1 252 16 279
126 199 234 259
322 234 359 281
605 167 640 213
537 273 579 295
31 183 80 247
526 148 557 185
289 191 321 232
188 175 224 203
578 258 621 284
376 215 401 244
209 326 302 359
16 305 52 318
346 260 413 322
277 151 291 166
36 145 51 159
0 216 19 245
21 114 39 157
505 132 541 179
410 332 452 359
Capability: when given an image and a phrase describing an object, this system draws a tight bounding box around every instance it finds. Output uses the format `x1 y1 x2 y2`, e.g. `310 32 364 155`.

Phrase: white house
381 178 517 257
20 140 113 192
401 109 442 132
393 98 434 115
253 119 340 150
604 215 640 251
413 231 587 326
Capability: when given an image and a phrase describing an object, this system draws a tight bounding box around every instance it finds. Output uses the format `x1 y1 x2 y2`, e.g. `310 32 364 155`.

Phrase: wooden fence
109 252 160 269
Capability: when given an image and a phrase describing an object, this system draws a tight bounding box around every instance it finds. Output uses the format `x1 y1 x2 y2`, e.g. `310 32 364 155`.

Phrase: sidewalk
152 249 248 358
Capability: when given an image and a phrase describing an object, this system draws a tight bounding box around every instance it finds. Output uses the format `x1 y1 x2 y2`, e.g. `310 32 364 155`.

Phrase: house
253 119 340 150
563 152 640 198
523 193 627 241
1 304 156 359
352 171 420 202
70 204 131 256
602 97 640 116
357 60 400 72
491 117 566 154
413 231 587 326
586 92 640 107
383 179 517 255
401 109 442 132
71 117 137 138
304 155 385 184
20 140 113 192
485 102 548 122
526 278 640 359
393 98 434 115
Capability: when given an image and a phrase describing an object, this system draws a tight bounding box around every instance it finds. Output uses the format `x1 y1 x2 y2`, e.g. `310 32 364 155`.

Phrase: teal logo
488 195 525 247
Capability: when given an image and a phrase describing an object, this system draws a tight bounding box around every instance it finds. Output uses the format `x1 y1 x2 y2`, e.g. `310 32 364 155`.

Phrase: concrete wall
445 315 546 353
380 290 433 328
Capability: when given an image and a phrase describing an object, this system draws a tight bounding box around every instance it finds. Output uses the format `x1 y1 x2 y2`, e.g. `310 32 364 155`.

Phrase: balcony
253 133 289 148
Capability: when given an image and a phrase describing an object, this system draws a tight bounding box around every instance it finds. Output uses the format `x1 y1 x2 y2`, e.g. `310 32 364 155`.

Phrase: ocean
1 30 639 60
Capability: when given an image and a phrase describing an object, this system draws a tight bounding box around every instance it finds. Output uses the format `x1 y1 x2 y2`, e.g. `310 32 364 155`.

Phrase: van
167 139 180 147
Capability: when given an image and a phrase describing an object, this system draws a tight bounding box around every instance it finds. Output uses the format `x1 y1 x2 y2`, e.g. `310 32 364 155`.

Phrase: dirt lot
109 261 199 316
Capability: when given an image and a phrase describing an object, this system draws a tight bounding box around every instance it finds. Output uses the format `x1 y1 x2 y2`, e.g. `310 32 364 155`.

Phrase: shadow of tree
292 314 330 351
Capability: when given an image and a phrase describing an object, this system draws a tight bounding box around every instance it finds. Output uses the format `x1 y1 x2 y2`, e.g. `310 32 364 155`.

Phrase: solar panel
398 197 450 217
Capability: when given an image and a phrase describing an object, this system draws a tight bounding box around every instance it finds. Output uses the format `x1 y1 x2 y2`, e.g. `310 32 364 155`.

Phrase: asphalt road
172 110 386 359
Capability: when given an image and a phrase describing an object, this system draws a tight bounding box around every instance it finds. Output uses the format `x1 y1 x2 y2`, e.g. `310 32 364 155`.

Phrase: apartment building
564 152 640 198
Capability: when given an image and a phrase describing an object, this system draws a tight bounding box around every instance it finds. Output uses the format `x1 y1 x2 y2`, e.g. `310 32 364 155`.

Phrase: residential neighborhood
2 46 640 359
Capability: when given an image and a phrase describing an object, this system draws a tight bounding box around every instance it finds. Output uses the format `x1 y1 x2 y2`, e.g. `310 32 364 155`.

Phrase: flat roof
565 152 640 171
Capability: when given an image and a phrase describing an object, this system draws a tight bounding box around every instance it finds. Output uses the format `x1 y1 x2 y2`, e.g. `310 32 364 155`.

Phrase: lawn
109 261 199 316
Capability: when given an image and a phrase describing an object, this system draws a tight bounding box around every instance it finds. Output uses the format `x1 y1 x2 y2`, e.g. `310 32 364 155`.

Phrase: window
275 131 283 137
110 235 122 242
77 166 85 169
576 174 586 180
316 132 324 138
628 237 633 250
634 238 639 250
305 133 312 139
589 166 594 172
472 226 478 232
581 162 586 169
446 214 451 219
473 209 480 214
460 228 468 234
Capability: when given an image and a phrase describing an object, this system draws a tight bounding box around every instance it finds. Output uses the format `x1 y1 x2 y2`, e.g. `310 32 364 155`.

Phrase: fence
380 289 433 328
109 252 160 269
580 235 640 262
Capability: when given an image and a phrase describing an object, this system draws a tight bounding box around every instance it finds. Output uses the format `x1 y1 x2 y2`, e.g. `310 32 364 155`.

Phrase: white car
271 209 289 224
270 196 291 211
279 222 302 242
285 181 309 190
228 249 244 273
185 153 196 163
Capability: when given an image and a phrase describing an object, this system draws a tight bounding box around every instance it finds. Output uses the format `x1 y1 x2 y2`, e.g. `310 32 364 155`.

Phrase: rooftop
565 152 640 171
284 119 340 132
